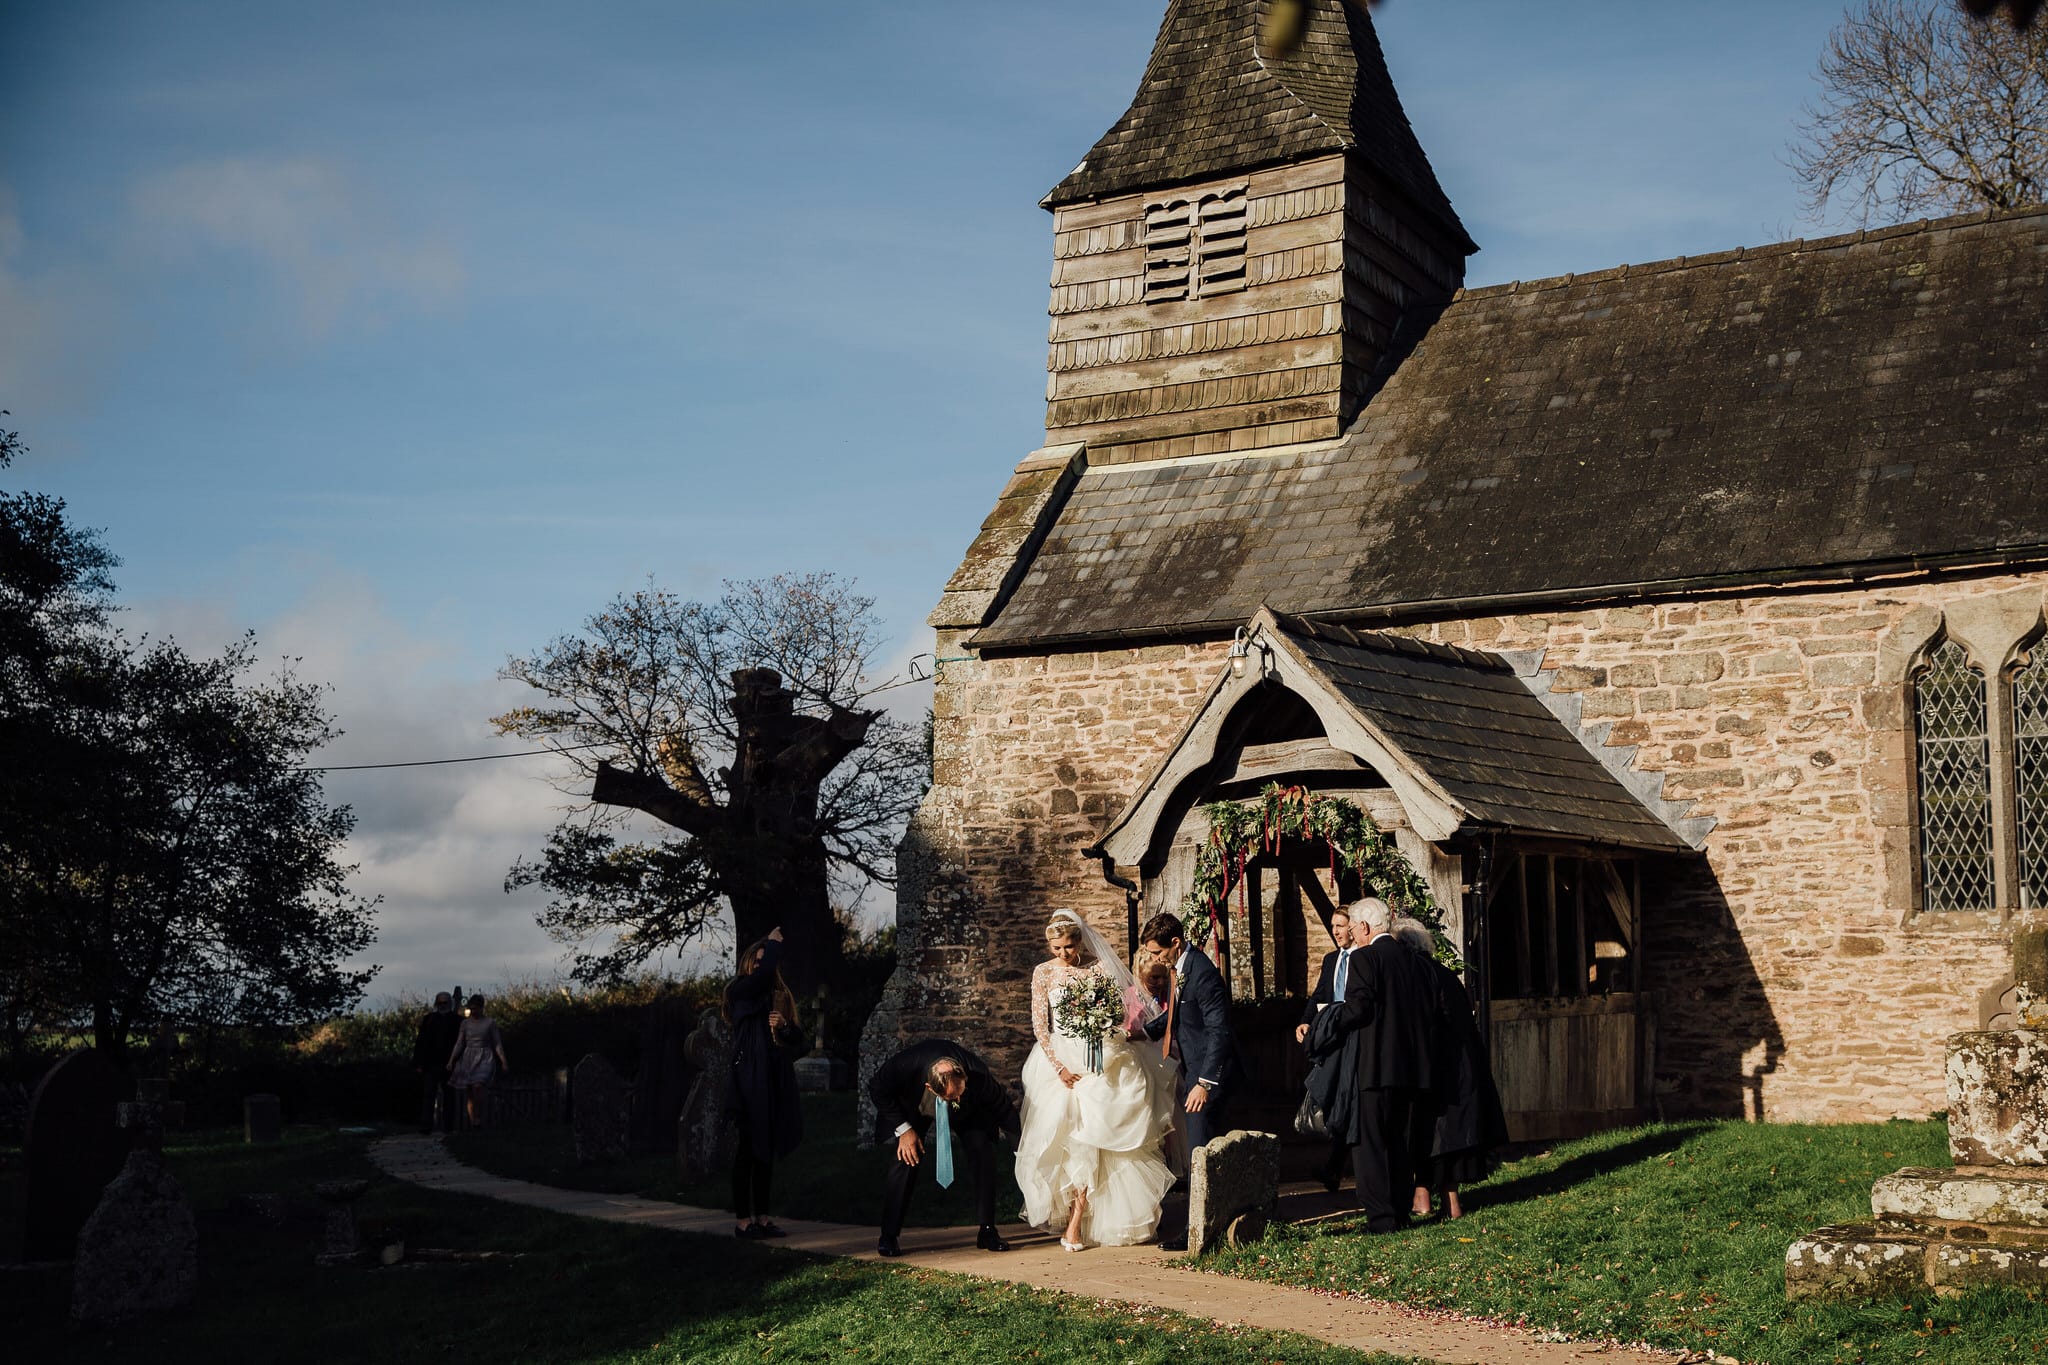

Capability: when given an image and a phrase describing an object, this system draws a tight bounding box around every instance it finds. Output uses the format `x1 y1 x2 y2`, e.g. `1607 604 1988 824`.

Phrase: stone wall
867 572 2048 1126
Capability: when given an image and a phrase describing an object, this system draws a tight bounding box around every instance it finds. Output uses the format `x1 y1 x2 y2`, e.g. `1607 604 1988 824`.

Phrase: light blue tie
933 1097 955 1189
1334 949 1349 1003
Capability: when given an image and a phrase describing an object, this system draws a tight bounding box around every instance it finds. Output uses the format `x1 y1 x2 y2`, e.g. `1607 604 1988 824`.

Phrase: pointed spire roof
1045 0 1473 253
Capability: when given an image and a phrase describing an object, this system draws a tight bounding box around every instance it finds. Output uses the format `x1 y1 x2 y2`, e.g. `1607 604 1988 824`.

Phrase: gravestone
1789 928 2048 1299
70 1149 198 1322
572 1054 630 1164
23 1050 134 1260
244 1093 282 1143
1186 1129 1279 1257
630 992 697 1155
677 1008 735 1183
313 1179 369 1265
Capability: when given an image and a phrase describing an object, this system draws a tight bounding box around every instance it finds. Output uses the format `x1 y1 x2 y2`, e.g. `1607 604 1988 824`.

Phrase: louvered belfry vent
1038 0 1474 463
1144 187 1249 303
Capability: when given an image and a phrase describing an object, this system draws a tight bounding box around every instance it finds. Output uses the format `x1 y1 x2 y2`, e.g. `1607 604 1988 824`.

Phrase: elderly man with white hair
1333 895 1440 1233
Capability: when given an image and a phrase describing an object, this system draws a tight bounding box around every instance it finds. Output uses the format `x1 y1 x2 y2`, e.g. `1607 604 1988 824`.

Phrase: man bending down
868 1037 1020 1257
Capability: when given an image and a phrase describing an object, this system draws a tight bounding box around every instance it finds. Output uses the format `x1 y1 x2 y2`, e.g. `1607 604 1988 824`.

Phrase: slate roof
1273 617 1692 849
975 207 2048 648
1043 0 1473 251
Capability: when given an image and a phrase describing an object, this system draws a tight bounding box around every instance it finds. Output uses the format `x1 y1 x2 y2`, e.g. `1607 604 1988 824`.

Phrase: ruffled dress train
1015 1028 1176 1246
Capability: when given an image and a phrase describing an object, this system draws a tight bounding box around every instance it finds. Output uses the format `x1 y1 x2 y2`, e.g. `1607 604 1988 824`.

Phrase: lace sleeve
1031 960 1059 1062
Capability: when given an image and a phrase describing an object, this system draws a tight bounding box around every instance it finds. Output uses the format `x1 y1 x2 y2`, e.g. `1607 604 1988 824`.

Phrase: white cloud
130 156 463 338
0 188 126 412
128 574 612 1005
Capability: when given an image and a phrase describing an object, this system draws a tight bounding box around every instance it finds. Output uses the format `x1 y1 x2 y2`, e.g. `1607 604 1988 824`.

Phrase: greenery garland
1176 782 1463 971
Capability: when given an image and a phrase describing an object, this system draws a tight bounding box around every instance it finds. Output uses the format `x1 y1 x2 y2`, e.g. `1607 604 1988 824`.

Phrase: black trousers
881 1123 995 1239
1180 1077 1232 1155
420 1073 457 1132
731 1140 773 1221
1351 1086 1430 1232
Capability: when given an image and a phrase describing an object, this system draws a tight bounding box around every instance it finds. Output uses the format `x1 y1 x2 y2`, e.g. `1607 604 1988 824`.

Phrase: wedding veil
1047 908 1163 1031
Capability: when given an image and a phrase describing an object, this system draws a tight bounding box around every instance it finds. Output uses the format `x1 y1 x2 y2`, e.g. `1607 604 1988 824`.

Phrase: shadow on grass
1470 1121 1713 1210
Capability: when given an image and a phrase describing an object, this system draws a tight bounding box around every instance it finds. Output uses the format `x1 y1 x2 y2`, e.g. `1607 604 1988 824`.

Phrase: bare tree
1791 0 2047 225
495 573 927 990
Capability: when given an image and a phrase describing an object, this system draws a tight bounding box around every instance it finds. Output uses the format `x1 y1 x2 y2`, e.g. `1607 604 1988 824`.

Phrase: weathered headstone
630 992 697 1155
1187 1129 1279 1256
314 1179 369 1265
677 1008 735 1183
244 1093 283 1144
793 1056 834 1093
70 1149 199 1322
23 1050 134 1260
1788 1015 2048 1298
572 1054 630 1164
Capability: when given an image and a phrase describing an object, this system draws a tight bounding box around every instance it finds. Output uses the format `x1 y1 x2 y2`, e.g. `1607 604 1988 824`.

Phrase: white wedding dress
1015 959 1177 1245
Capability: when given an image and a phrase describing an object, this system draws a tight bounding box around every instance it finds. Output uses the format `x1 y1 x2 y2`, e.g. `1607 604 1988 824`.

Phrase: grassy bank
2 1125 1409 1364
1206 1117 2048 1365
447 1091 1025 1228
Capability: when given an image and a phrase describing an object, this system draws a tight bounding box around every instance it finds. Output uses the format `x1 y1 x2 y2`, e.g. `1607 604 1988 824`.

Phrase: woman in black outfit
1414 952 1508 1220
725 925 805 1237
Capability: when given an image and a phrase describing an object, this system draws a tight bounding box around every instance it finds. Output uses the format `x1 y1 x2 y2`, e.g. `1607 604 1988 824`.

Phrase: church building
862 0 2048 1140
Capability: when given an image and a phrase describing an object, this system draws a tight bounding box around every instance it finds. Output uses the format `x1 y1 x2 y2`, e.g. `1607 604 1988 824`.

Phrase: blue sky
2 0 1851 1000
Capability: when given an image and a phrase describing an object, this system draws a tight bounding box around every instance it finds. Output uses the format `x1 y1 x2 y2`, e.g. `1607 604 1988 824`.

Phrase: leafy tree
496 574 928 991
1791 0 2048 224
0 417 378 1060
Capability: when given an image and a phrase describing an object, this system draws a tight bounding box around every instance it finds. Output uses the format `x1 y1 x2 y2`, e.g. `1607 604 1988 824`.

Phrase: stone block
1929 1240 2048 1291
1187 1129 1278 1257
244 1093 282 1144
1812 657 1876 688
1873 1166 2048 1230
793 1056 834 1093
1659 652 1725 684
313 1179 369 1265
1784 1224 1927 1300
1947 1031 2048 1166
572 1054 631 1165
23 1050 133 1260
71 1150 198 1322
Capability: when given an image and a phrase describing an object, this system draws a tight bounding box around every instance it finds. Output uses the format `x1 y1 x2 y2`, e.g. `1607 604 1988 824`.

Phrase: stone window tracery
1913 638 1995 912
2014 644 2048 910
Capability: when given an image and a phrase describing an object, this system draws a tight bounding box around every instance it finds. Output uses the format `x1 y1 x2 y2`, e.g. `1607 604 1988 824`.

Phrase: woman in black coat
725 926 805 1237
1415 955 1508 1220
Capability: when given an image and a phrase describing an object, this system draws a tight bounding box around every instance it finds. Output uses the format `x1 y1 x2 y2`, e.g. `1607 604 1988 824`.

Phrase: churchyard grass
447 1090 1026 1227
0 1123 1419 1364
1207 1117 2048 1365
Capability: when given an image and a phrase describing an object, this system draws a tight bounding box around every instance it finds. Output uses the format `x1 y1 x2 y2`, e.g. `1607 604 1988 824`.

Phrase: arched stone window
1914 638 1994 912
2014 643 2048 910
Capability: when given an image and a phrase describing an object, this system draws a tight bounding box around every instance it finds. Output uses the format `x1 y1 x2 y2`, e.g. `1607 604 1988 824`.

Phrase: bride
1015 909 1176 1250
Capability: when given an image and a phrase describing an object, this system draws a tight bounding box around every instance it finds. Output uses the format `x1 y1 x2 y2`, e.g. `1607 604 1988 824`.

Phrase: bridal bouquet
1052 972 1121 1072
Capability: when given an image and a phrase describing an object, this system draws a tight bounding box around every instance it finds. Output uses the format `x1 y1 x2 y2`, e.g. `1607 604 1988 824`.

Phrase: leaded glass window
1915 639 1994 912
2016 646 2048 909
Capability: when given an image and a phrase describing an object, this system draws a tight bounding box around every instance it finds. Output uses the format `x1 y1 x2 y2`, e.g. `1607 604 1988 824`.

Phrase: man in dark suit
411 992 461 1134
1296 907 1356 1189
867 1037 1020 1257
1335 897 1439 1233
1138 911 1244 1248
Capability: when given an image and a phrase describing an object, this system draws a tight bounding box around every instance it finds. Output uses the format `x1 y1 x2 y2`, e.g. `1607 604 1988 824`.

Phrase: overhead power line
301 662 934 774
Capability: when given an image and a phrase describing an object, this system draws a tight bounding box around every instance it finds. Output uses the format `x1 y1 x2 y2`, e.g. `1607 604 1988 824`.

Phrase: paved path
370 1136 1697 1365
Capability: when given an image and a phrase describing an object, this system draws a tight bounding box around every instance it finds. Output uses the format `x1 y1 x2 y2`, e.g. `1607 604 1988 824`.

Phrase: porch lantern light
1228 625 1264 677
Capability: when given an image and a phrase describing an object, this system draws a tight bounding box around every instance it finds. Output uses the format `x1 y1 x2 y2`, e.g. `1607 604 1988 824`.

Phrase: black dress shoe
1158 1236 1188 1252
976 1226 1010 1252
876 1238 904 1257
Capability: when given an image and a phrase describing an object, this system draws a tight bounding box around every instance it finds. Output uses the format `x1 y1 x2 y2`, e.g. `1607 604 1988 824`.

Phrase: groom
1138 912 1243 1151
867 1037 1020 1258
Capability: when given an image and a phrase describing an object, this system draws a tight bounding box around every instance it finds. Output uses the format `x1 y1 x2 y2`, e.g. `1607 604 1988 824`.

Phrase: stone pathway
370 1136 1697 1365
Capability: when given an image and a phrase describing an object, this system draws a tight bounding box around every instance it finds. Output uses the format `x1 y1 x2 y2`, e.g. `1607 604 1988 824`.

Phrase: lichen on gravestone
71 1149 199 1321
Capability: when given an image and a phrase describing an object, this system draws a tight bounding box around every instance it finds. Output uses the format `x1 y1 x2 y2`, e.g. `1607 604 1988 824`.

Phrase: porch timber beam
1094 607 1468 868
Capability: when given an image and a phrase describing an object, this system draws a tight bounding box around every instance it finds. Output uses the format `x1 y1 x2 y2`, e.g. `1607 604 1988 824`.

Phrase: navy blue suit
1143 947 1242 1154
